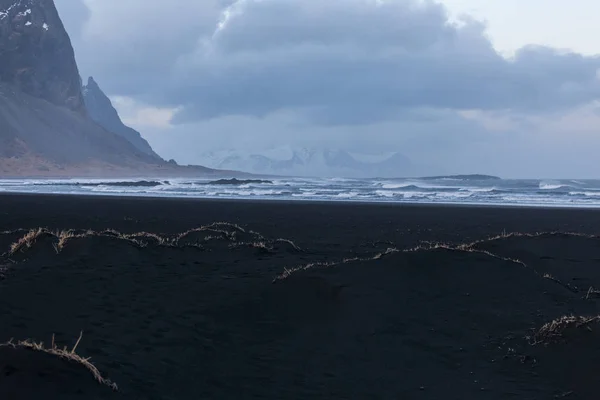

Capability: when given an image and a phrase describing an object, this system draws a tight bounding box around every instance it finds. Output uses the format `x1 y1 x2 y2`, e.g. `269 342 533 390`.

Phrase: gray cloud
54 0 90 37
169 0 600 125
59 0 600 125
54 0 600 177
56 0 231 95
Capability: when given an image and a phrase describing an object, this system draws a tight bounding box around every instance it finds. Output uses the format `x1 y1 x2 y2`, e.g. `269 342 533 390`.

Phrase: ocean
2 176 600 208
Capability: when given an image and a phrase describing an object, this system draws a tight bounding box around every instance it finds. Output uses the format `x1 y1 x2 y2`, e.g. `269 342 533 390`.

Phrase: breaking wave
2 177 600 208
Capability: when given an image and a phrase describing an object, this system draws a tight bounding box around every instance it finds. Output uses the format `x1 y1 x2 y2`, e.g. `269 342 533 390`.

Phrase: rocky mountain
0 0 180 176
83 76 162 160
200 147 412 178
0 0 84 113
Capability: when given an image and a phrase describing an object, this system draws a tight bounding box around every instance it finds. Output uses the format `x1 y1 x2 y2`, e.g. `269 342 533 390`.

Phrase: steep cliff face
0 82 154 167
0 0 178 176
83 77 162 160
0 0 85 113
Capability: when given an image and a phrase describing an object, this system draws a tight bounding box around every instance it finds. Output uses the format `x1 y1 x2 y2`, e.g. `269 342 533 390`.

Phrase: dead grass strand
0 332 118 391
529 315 600 345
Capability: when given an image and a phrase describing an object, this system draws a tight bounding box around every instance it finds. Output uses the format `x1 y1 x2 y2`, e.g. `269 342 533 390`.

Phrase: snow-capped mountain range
199 147 412 178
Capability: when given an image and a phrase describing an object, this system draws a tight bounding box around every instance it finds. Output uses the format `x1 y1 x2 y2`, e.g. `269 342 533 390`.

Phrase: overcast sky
54 0 600 178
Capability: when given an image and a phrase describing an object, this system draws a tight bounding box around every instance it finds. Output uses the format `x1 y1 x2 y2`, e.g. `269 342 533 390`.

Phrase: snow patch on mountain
1 0 32 20
199 147 412 178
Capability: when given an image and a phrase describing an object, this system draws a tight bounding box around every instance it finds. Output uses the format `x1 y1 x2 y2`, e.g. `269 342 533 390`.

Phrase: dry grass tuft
464 230 599 250
9 228 47 255
4 223 296 259
248 230 266 240
273 234 542 282
275 261 338 282
7 227 177 256
274 238 302 252
209 222 246 233
122 231 169 247
410 231 599 257
530 315 600 345
100 229 121 237
229 241 276 254
55 230 79 252
585 286 600 300
176 227 234 243
251 241 273 252
372 248 399 260
542 274 579 293
0 331 118 391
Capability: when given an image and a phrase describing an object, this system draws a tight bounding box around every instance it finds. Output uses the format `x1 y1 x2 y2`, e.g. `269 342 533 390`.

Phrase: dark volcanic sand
1 194 600 399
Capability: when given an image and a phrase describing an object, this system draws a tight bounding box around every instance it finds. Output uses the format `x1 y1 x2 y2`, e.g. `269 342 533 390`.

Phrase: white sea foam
539 181 567 190
570 191 600 197
1 177 600 208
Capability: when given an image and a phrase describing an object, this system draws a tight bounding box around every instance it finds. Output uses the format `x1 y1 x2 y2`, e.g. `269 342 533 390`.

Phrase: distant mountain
83 76 162 160
0 0 177 176
200 147 412 178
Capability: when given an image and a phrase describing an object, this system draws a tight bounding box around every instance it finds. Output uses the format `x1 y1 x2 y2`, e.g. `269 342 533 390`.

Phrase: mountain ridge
0 0 85 113
82 76 162 160
0 0 223 177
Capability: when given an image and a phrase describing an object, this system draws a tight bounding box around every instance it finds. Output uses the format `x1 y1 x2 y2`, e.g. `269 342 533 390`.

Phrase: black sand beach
2 194 600 399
